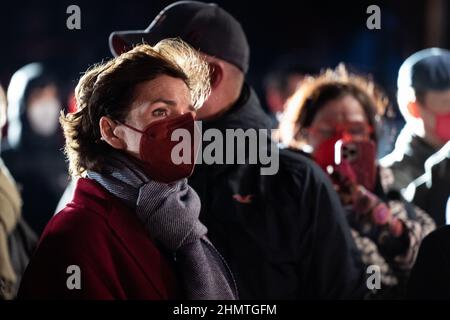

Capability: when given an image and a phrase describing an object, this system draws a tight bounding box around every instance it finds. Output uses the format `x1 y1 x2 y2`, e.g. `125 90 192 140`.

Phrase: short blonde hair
61 39 210 177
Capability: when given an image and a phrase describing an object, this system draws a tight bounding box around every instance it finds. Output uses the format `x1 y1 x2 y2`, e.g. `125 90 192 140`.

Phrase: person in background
108 1 368 299
2 63 68 235
263 51 321 123
18 41 237 300
0 85 37 299
380 48 450 226
279 65 435 298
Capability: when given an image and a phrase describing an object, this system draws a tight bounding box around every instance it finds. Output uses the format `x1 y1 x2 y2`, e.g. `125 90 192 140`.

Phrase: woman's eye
348 127 362 135
348 126 369 136
152 108 168 117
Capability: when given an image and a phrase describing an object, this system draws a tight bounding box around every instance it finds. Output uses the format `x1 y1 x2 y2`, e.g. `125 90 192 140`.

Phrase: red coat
18 178 179 299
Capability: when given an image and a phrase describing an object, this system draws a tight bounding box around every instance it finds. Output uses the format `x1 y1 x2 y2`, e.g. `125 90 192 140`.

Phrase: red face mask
311 134 343 172
121 113 198 183
435 112 450 142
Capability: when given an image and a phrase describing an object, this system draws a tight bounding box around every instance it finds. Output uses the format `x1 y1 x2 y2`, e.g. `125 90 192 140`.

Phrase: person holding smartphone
278 64 436 298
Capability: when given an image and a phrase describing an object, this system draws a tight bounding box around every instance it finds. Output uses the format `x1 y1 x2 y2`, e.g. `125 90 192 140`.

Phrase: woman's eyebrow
150 98 177 106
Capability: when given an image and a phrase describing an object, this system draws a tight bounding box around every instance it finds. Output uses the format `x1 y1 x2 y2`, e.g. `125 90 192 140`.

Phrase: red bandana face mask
121 113 198 183
311 133 344 172
435 112 450 143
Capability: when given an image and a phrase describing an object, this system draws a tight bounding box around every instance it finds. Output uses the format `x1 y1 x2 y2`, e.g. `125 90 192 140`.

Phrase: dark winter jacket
188 84 368 299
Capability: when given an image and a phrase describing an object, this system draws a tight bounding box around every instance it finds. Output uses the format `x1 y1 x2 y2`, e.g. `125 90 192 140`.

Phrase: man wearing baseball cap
381 48 450 226
110 1 368 299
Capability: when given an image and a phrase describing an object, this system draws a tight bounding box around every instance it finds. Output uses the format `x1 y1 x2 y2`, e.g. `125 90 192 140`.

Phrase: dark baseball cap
398 48 450 91
109 1 250 73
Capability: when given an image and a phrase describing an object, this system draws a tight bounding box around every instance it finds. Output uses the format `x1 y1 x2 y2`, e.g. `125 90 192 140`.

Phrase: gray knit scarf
87 152 237 300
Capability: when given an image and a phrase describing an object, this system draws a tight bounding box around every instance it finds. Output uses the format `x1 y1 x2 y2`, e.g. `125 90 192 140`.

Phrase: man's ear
407 101 421 119
208 62 223 90
99 116 126 150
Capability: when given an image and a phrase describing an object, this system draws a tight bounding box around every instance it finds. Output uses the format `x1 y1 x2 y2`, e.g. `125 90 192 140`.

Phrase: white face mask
27 98 61 136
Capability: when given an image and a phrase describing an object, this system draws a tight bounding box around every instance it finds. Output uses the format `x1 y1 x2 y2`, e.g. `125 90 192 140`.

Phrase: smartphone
334 139 377 191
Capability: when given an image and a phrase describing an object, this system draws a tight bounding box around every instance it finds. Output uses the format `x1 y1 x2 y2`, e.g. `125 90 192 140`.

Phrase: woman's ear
208 62 223 90
99 116 127 150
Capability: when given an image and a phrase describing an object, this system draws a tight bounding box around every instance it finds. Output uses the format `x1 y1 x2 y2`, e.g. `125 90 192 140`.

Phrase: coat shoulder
43 203 109 246
44 178 116 246
276 148 333 189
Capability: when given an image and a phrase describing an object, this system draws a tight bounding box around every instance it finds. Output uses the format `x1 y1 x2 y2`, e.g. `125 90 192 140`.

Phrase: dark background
0 0 448 153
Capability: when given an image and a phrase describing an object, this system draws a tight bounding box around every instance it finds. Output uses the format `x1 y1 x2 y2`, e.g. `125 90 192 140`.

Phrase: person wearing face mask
18 40 237 300
106 1 369 300
279 65 436 298
2 63 68 235
380 48 450 226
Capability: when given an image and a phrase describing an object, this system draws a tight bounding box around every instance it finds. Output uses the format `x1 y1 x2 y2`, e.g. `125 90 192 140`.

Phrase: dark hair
61 40 210 177
280 65 389 147
413 88 426 105
264 52 321 99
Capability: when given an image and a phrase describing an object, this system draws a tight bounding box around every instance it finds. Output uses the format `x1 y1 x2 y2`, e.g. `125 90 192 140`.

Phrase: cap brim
109 30 154 57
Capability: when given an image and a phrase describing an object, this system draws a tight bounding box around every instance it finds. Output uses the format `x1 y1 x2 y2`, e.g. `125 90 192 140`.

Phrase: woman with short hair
18 40 237 300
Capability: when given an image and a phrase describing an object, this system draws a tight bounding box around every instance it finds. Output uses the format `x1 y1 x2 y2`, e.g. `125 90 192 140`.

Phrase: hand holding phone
334 139 377 191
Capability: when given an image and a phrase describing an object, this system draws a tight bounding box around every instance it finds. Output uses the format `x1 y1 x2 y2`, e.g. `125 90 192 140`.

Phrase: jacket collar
391 127 437 166
191 84 274 177
202 83 273 131
70 177 175 298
